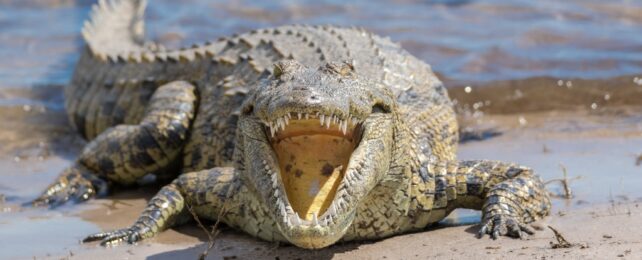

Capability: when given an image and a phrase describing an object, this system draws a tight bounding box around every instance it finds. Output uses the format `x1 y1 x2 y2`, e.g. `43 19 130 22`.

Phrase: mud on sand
1 81 641 259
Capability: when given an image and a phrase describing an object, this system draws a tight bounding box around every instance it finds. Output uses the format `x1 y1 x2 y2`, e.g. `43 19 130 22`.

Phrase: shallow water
1 0 642 87
0 0 641 259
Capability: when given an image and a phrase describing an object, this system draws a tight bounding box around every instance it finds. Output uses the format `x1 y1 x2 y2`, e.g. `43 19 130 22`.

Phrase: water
1 0 641 88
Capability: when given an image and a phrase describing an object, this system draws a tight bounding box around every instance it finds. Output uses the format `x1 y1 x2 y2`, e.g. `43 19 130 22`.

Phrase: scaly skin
34 0 551 249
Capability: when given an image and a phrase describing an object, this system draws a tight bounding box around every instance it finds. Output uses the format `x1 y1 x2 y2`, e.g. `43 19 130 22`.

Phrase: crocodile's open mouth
243 108 391 248
265 113 362 221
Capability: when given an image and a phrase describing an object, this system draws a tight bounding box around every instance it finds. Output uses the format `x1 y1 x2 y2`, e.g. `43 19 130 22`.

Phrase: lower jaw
280 212 354 249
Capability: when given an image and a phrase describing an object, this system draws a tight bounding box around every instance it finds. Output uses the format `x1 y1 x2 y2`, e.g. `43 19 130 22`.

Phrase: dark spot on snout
295 169 304 178
285 164 292 173
321 163 334 177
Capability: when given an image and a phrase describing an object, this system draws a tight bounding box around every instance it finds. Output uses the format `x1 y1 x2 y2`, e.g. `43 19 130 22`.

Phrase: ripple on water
1 0 642 87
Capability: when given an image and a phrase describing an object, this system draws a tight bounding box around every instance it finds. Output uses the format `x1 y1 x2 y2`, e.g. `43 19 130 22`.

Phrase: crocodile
33 0 551 249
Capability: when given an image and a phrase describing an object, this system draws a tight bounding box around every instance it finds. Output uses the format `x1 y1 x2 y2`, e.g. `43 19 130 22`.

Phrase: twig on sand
187 202 228 260
547 226 589 249
548 226 573 249
545 164 581 199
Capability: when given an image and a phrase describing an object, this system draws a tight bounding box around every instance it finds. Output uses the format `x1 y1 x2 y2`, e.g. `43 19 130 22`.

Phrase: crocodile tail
81 0 152 61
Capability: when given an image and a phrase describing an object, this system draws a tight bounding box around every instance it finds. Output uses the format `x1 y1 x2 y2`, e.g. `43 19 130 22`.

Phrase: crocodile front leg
32 81 197 207
425 160 551 239
83 167 239 246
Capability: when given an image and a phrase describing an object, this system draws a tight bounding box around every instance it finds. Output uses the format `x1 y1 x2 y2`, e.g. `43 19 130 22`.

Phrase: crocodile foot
477 214 535 240
31 165 108 207
83 227 144 246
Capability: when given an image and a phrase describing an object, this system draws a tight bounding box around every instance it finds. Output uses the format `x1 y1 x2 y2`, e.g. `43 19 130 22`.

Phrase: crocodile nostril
371 104 389 113
241 104 255 115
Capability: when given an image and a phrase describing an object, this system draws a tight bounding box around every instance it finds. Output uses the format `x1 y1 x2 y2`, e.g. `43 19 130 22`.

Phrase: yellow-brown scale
270 119 356 220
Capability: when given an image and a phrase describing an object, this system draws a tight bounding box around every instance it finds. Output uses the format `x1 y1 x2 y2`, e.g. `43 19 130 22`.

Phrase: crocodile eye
371 104 390 113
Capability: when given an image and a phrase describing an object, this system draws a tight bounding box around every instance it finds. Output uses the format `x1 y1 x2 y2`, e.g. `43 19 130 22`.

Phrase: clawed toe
477 214 535 240
83 228 142 247
31 184 95 208
30 166 107 208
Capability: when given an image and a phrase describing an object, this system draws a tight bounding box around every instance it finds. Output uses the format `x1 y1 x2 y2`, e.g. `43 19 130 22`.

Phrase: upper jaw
240 112 394 249
260 110 366 138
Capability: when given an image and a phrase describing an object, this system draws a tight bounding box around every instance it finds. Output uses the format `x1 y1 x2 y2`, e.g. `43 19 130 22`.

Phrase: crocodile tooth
284 115 289 126
271 173 279 187
290 214 302 225
280 203 287 218
305 113 309 120
345 173 354 184
128 52 142 63
204 49 215 57
273 189 279 197
326 115 331 128
83 20 94 33
336 198 347 211
312 212 319 226
297 112 302 120
327 203 337 216
342 121 348 135
155 53 168 62
319 114 325 126
142 52 156 62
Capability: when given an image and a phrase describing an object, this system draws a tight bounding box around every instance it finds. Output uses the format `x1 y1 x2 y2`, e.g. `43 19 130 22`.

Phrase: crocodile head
238 60 396 249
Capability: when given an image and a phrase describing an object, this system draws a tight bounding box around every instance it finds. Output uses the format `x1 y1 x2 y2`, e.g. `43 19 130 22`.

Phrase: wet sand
1 82 641 259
